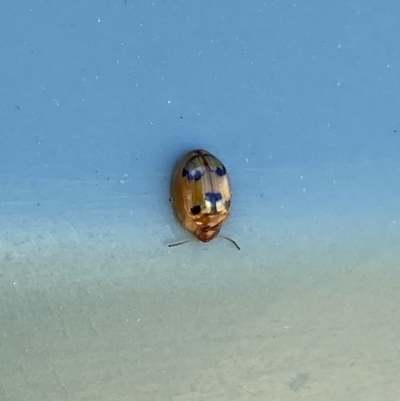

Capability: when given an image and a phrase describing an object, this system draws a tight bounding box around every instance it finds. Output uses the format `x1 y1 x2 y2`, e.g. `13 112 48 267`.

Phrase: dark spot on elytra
190 205 202 215
205 192 223 205
183 168 202 181
215 166 226 176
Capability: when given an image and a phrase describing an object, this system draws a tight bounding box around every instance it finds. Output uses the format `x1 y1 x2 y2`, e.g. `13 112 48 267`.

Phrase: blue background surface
3 1 400 178
1 1 400 400
2 1 399 249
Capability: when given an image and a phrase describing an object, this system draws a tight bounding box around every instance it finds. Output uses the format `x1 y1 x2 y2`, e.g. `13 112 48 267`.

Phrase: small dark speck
394 129 397 133
16 105 21 111
180 116 183 119
107 177 110 180
289 373 309 392
36 203 40 207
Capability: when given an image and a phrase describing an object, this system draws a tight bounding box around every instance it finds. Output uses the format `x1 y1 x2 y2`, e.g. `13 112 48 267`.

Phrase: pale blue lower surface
1 161 400 400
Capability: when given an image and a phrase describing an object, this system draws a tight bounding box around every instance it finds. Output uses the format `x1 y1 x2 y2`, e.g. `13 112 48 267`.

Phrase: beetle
169 149 240 250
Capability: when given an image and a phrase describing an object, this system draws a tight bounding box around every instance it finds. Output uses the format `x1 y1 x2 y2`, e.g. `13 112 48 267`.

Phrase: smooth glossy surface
170 149 239 249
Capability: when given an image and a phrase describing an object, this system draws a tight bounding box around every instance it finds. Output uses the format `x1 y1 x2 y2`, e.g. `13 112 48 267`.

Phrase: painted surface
1 1 400 400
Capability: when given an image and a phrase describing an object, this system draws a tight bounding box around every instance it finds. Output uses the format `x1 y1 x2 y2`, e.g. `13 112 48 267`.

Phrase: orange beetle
169 149 240 250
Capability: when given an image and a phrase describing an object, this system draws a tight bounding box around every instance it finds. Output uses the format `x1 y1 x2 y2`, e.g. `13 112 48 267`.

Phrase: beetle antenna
168 239 195 248
219 236 241 250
